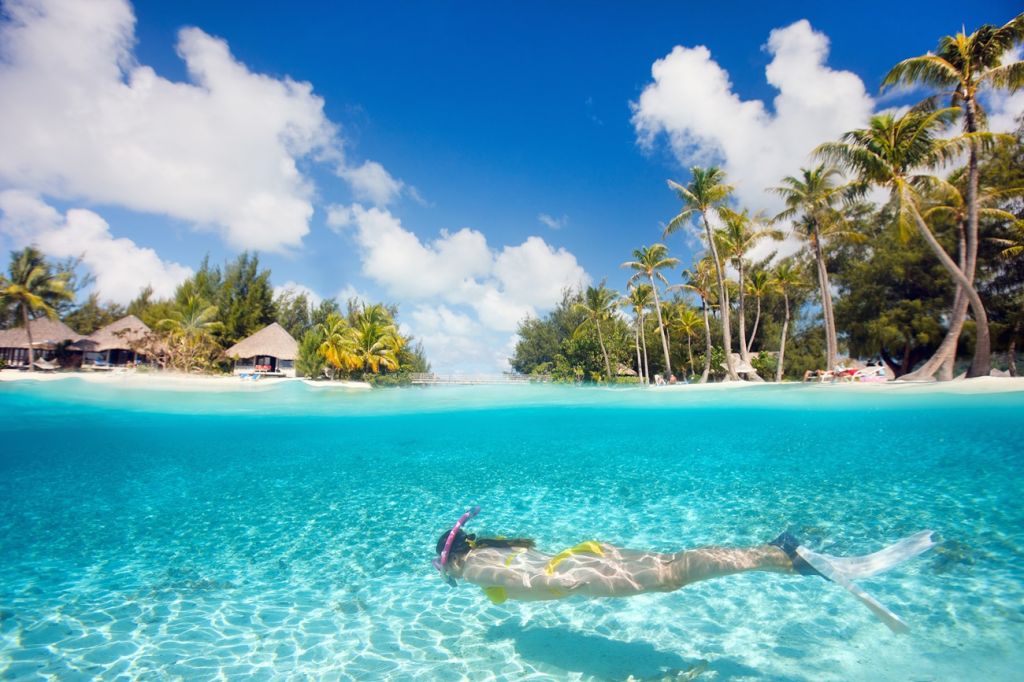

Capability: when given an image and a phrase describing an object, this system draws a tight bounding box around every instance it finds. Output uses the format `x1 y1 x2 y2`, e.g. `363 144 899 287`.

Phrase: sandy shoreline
2 368 1022 394
0 369 372 391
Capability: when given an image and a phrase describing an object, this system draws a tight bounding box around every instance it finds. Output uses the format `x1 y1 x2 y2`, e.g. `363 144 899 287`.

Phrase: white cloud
632 20 874 216
335 284 372 305
0 191 192 304
0 0 402 252
538 213 568 230
337 160 405 206
986 46 1024 133
330 203 589 371
493 236 588 309
986 89 1024 134
330 204 493 300
408 304 513 374
274 281 323 306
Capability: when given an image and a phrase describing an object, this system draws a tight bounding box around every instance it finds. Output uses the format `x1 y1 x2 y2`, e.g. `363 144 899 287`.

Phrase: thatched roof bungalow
0 317 84 367
224 322 298 377
76 315 152 367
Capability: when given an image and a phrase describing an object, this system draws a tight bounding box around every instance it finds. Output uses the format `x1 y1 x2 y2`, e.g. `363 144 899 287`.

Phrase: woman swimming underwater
434 507 936 632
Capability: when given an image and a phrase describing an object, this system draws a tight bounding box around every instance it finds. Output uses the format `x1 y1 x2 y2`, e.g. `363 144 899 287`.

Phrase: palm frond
882 54 962 91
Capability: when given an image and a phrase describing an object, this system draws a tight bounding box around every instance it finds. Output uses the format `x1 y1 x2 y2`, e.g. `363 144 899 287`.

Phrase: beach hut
77 315 151 368
0 317 84 368
224 322 298 377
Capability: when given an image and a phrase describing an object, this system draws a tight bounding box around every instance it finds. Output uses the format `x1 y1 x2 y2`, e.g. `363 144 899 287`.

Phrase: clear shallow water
0 380 1022 681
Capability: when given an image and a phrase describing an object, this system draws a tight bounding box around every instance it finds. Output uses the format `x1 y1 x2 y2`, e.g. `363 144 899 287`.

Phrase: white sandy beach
0 369 372 392
2 368 1022 395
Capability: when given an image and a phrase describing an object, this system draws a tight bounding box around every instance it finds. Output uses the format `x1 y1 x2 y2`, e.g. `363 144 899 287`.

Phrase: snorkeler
434 507 935 633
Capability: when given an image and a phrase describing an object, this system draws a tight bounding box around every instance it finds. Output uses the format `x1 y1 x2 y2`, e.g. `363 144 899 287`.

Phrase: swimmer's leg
662 544 794 590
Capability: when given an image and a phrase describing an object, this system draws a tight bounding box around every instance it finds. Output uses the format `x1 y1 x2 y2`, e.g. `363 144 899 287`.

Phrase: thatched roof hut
78 315 151 352
225 323 298 360
0 317 83 350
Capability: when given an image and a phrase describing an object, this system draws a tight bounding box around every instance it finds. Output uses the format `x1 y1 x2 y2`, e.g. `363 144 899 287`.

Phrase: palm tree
0 247 73 371
622 283 653 384
623 244 679 377
769 165 853 371
346 318 403 374
669 303 703 379
672 259 717 383
714 208 782 364
883 14 1024 376
667 167 739 380
772 261 803 382
159 294 223 372
323 304 405 375
573 283 618 381
317 313 358 375
815 107 995 379
913 183 1020 379
744 269 772 352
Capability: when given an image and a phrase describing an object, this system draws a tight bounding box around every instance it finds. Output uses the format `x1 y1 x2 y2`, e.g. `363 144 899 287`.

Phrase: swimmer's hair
435 529 535 558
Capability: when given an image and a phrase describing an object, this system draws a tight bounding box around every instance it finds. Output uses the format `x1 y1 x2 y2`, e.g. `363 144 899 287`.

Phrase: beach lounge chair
853 367 888 382
33 358 59 372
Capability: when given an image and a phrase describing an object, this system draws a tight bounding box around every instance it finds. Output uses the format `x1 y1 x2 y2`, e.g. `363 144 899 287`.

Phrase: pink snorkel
433 505 480 586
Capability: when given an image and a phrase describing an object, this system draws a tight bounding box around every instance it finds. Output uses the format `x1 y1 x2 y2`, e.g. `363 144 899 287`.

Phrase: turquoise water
1 379 1022 681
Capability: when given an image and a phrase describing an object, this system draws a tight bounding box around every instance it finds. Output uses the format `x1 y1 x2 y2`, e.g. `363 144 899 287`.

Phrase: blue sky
1 0 1021 371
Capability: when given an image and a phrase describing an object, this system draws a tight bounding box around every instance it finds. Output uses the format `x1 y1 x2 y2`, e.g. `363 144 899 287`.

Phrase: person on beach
434 507 935 632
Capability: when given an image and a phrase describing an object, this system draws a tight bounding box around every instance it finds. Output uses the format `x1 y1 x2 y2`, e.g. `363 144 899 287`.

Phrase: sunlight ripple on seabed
0 381 1022 680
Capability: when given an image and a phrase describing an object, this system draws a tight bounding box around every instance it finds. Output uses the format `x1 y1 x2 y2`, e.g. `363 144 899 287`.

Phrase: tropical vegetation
0 250 428 382
513 13 1024 384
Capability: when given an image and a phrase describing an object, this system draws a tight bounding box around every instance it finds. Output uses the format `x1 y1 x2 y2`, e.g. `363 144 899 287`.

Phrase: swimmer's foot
769 531 827 579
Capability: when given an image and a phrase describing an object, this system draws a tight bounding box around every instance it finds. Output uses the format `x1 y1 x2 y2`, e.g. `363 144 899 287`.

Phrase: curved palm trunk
648 275 672 376
736 260 750 364
22 306 35 372
634 321 644 384
748 297 762 351
686 335 694 377
939 220 971 380
776 292 791 382
926 100 988 381
907 223 969 381
596 320 612 381
701 215 737 380
904 196 990 374
963 97 990 377
700 297 712 383
1009 321 1019 377
811 224 838 371
639 314 651 384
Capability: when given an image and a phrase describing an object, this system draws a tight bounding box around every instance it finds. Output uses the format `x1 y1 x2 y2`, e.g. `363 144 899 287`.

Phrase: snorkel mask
433 505 480 587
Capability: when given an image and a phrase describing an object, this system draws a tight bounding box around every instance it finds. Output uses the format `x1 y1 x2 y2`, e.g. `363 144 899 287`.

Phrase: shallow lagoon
1 379 1022 680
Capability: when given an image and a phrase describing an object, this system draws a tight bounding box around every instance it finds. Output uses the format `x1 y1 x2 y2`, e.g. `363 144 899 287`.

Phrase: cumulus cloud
329 203 589 370
327 204 493 299
986 48 1024 133
0 0 400 252
337 160 405 206
0 191 192 304
274 281 323 306
632 20 874 216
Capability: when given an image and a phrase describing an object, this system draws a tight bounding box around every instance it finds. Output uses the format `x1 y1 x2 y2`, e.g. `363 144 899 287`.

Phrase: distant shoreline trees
0 250 429 381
